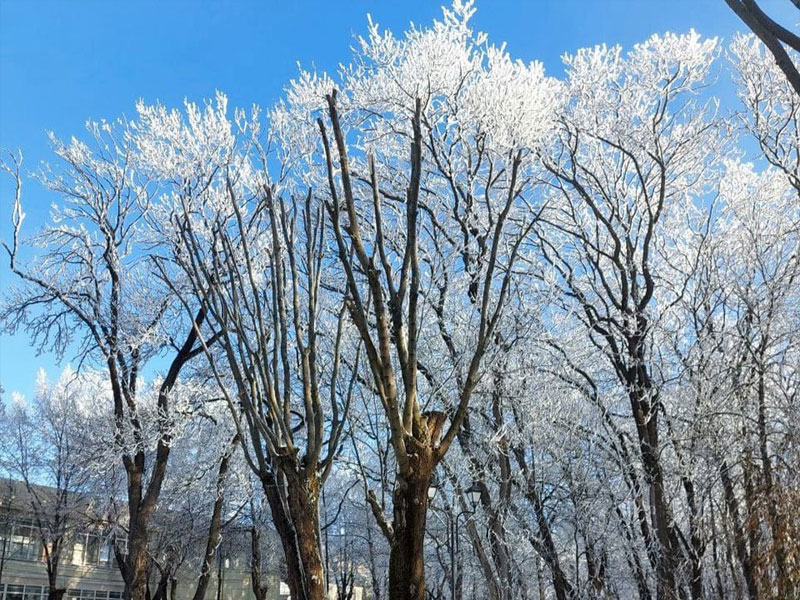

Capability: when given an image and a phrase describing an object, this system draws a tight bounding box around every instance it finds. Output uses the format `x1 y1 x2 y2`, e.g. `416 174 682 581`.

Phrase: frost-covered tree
272 3 559 598
0 369 97 600
682 161 799 598
724 0 800 96
131 94 359 600
3 4 799 600
1 126 210 600
532 30 728 600
730 32 800 190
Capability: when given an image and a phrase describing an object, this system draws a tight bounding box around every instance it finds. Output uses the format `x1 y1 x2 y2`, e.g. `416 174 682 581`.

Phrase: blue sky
0 0 795 402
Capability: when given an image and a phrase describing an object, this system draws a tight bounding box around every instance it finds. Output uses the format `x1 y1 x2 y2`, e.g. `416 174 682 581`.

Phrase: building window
85 535 101 566
63 591 120 600
7 521 38 561
22 586 42 600
4 585 26 600
0 584 50 600
98 542 112 566
71 536 85 566
0 517 125 569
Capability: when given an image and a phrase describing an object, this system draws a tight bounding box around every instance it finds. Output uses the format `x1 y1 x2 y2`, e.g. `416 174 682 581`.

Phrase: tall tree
132 93 358 600
533 31 726 600
1 126 209 600
273 3 559 597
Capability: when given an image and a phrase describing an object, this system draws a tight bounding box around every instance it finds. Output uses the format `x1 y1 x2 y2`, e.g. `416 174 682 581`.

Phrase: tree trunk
259 473 308 600
720 460 758 600
756 367 791 598
285 470 326 600
250 526 270 600
463 516 501 600
627 369 680 600
151 570 170 600
681 477 704 600
126 513 150 600
514 448 573 600
46 556 66 600
387 458 434 600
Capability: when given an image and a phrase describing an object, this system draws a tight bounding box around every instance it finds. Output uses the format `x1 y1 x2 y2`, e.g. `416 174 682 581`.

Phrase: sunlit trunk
387 454 434 600
260 475 307 600
285 471 326 600
125 514 149 600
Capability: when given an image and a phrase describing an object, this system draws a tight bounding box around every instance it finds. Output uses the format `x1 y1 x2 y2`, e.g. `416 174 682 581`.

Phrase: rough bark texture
387 449 434 600
285 470 326 600
260 475 306 600
126 512 150 600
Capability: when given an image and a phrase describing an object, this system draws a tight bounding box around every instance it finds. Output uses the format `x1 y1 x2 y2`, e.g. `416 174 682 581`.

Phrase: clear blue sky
0 0 795 402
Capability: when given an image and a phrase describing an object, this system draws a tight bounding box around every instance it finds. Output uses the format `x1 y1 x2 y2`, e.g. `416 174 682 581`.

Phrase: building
0 479 373 600
0 479 274 600
0 478 125 600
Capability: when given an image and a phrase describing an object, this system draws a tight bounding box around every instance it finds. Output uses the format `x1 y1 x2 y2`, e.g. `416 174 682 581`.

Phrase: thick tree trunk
260 474 307 600
47 587 65 600
126 513 150 600
46 556 66 600
625 335 681 600
285 470 326 600
631 401 679 600
387 457 434 600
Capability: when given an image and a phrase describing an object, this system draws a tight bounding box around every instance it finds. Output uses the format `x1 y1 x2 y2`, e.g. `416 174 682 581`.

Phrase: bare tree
1 128 209 600
533 31 726 600
296 4 558 595
132 94 359 600
0 370 97 600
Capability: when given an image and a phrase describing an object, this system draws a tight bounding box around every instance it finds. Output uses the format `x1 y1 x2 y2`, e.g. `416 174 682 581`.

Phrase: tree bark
259 474 307 600
387 451 434 600
284 469 326 600
629 391 679 600
126 510 150 600
46 549 66 600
